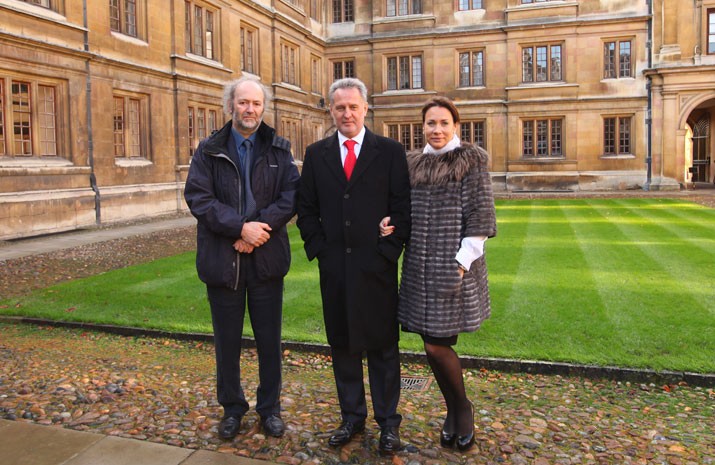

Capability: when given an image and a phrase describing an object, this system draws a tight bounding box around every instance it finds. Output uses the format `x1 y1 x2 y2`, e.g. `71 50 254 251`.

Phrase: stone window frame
521 117 564 159
603 37 633 79
332 59 355 81
280 116 301 160
109 0 147 40
332 0 353 23
113 90 150 163
187 103 221 163
240 23 259 75
461 120 486 150
0 74 69 161
185 0 220 62
602 114 633 157
386 54 423 91
386 0 422 17
458 0 483 11
458 49 485 88
521 42 563 83
386 122 423 152
280 40 300 86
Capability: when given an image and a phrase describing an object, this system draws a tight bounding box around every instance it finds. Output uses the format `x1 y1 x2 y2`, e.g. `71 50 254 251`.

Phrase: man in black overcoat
296 78 411 454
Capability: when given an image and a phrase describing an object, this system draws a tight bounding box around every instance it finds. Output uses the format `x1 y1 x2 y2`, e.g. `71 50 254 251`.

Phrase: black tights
424 342 473 436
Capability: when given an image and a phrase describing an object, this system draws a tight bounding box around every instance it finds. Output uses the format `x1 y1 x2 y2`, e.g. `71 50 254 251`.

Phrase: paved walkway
0 216 197 261
0 419 275 465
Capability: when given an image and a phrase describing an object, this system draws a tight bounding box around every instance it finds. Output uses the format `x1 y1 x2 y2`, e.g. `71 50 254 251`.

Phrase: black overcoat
296 129 411 353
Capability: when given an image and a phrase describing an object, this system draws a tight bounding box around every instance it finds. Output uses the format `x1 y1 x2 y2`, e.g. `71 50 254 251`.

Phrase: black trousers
331 343 402 429
206 257 283 419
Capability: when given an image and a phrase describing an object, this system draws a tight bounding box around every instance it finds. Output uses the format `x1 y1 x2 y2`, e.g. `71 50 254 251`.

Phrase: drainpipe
644 0 653 191
83 0 100 222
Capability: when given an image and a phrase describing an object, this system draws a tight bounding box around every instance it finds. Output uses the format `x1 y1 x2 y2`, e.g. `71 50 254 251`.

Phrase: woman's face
423 106 457 150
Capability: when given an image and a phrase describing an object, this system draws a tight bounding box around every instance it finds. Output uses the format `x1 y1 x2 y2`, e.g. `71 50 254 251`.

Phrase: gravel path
1 195 714 464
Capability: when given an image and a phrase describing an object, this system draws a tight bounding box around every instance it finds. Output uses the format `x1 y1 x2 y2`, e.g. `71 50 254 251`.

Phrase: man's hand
241 221 272 247
233 239 255 254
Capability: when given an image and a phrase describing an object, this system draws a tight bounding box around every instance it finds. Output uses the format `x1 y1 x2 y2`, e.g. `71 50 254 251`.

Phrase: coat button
344 194 350 199
345 220 351 226
346 248 352 254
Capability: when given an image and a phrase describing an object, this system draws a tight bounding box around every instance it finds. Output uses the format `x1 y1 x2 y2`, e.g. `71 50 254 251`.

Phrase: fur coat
398 143 497 337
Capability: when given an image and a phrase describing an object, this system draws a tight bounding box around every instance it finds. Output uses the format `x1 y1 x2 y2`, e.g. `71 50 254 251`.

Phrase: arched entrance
684 99 715 188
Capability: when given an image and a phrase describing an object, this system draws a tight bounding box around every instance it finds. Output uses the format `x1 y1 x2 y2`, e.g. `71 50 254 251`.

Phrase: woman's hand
379 216 395 237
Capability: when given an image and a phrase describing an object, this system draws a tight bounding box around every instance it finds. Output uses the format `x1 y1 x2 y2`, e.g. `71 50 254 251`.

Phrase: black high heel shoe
456 402 475 452
440 412 457 448
440 429 457 448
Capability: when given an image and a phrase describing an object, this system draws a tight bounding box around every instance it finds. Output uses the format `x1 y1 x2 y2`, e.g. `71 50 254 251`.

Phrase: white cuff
455 236 487 270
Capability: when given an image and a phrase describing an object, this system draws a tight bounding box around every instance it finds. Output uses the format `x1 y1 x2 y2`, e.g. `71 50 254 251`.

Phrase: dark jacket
296 128 411 353
398 143 497 337
184 120 300 288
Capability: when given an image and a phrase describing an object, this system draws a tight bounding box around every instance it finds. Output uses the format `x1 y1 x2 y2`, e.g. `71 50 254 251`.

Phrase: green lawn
1 199 714 373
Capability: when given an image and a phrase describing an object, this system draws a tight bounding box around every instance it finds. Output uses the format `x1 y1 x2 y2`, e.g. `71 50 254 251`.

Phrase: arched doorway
683 99 715 188
691 115 710 184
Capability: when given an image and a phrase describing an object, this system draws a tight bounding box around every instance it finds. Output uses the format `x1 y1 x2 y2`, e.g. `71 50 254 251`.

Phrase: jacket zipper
207 150 243 291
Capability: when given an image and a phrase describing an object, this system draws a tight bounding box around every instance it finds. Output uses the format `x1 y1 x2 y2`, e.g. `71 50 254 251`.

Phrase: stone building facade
0 0 713 239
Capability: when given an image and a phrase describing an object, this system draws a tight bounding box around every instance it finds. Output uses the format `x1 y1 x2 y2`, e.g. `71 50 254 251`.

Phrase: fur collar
406 143 488 187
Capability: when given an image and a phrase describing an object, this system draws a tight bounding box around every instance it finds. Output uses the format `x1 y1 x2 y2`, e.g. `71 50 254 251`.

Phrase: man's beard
233 113 262 133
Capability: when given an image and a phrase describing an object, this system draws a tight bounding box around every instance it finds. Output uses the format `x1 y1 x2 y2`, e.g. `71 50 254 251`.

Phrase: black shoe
440 412 457 448
456 402 475 452
261 414 285 437
328 420 365 447
440 429 457 448
379 426 401 454
218 415 242 440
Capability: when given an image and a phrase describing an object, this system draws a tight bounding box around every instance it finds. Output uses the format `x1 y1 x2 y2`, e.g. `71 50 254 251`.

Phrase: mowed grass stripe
611 198 715 254
571 199 714 371
606 198 715 306
491 201 607 362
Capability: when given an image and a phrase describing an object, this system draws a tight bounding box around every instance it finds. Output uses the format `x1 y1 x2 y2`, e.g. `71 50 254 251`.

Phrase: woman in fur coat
380 96 497 451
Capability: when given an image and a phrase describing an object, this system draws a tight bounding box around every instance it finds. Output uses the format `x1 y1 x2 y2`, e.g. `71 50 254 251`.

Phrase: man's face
231 81 265 137
330 87 368 139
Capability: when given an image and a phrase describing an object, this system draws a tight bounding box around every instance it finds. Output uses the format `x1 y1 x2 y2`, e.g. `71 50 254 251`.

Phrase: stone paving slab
0 420 279 465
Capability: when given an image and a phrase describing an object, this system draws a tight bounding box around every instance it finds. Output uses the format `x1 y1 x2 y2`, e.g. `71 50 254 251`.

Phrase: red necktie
343 139 357 181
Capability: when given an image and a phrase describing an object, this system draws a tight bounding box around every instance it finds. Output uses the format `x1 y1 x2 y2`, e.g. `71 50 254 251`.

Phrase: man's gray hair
223 76 273 114
328 78 368 104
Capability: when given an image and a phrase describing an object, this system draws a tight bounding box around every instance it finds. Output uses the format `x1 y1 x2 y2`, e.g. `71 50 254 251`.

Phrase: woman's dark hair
421 96 460 124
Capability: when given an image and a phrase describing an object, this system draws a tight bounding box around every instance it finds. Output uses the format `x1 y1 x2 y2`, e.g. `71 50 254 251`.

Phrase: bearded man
184 76 300 440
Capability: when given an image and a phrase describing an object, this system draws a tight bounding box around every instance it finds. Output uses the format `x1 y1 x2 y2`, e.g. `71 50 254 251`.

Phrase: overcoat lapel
321 133 347 185
348 129 378 186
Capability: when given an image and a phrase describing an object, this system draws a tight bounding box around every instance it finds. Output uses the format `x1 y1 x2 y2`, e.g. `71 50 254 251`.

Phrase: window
240 26 258 74
185 1 218 60
387 55 422 90
459 50 484 87
281 117 301 160
0 78 62 158
458 0 482 10
521 0 558 3
333 60 355 81
387 123 422 151
386 0 421 16
21 0 60 10
522 44 562 83
708 9 715 54
461 120 486 149
604 39 632 78
113 93 147 159
281 42 299 86
311 55 322 94
522 118 562 158
109 0 138 37
603 116 632 155
187 104 220 162
332 0 353 23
